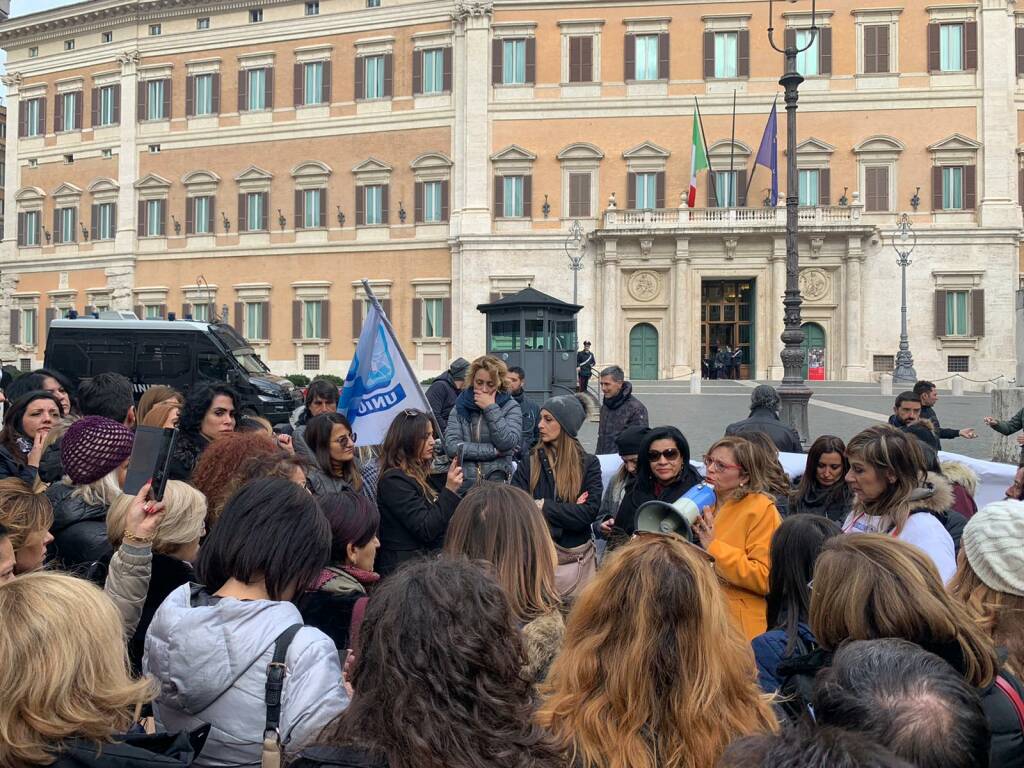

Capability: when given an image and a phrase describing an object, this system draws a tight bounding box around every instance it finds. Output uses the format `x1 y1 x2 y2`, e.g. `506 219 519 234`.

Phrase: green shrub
285 374 311 387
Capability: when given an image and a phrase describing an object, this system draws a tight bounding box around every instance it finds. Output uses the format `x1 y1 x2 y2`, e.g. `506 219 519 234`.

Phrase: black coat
596 382 650 455
511 449 603 548
39 433 65 483
127 554 194 673
46 482 112 575
375 469 460 576
920 405 960 444
790 482 854 523
47 727 207 767
613 469 702 536
512 390 541 461
725 407 803 454
0 443 37 485
425 373 460 434
292 745 389 768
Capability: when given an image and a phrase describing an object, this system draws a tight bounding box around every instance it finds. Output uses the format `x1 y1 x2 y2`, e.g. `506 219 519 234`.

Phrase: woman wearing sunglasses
610 426 703 539
304 413 379 505
695 436 783 641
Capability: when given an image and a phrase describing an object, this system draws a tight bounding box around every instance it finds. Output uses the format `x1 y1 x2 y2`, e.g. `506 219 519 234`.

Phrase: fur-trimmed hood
940 461 979 495
910 471 955 515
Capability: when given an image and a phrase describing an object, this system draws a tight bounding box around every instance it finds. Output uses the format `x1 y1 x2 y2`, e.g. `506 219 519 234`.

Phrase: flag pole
728 90 737 207
744 95 778 204
694 96 719 208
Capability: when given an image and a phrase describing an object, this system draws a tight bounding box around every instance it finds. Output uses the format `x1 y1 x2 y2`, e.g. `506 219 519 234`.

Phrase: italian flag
688 109 709 208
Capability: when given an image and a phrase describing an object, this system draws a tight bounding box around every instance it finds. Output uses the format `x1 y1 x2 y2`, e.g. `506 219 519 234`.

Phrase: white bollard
690 372 701 394
880 373 893 396
951 375 964 397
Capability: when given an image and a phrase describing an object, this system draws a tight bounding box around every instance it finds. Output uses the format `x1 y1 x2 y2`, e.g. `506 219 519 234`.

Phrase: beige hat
961 499 1024 597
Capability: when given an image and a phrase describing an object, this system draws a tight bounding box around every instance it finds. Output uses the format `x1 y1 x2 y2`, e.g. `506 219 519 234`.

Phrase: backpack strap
264 624 303 746
995 675 1024 734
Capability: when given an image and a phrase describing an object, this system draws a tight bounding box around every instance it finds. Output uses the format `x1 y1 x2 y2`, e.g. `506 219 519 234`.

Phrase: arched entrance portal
629 323 659 380
801 322 826 380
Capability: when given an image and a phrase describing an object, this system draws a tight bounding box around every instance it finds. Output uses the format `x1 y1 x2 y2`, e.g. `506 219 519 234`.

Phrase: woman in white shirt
842 425 956 583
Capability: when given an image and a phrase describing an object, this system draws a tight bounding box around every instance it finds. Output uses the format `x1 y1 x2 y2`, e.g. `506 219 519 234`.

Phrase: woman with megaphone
694 436 783 641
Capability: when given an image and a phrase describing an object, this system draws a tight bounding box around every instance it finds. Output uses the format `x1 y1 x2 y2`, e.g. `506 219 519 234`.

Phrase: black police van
44 314 301 424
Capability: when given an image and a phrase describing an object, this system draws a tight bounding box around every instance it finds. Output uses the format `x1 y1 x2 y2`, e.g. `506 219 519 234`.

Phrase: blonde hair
443 482 560 623
810 534 997 687
106 481 207 555
845 425 924 534
538 536 778 768
706 436 779 502
949 548 1024 681
0 572 155 767
68 469 123 508
0 478 54 550
467 355 509 393
530 428 584 504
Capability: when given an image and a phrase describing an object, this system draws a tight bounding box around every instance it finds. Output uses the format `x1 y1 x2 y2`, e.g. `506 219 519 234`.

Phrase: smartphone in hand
123 426 178 501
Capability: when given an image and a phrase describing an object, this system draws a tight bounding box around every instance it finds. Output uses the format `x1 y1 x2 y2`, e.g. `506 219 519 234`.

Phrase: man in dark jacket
725 384 803 453
596 366 649 455
507 365 539 460
576 341 596 393
914 380 977 449
425 357 468 435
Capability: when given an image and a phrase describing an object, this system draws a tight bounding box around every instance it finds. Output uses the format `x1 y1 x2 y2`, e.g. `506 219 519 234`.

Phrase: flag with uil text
339 300 432 446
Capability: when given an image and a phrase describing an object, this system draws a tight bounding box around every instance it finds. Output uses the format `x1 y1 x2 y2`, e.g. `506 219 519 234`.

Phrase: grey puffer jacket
443 396 522 486
144 583 349 767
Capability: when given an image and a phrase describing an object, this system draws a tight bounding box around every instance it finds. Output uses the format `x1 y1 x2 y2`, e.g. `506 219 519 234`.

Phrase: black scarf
604 381 633 411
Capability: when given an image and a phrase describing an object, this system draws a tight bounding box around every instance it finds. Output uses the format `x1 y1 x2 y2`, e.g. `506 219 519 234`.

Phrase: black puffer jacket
39 433 65 484
425 372 460 434
725 407 803 454
46 482 112 575
511 447 602 548
48 726 208 767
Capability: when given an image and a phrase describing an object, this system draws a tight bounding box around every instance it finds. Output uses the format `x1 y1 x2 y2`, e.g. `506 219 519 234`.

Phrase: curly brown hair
312 557 565 768
190 432 282 525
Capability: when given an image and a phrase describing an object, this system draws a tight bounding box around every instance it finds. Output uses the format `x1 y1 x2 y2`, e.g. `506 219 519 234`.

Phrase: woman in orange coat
694 436 783 640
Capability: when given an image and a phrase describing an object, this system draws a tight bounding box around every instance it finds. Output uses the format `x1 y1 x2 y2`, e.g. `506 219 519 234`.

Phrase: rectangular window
795 29 819 76
247 68 267 111
193 74 214 116
635 172 657 209
146 80 166 120
635 34 660 80
942 166 964 210
304 61 325 105
569 172 591 217
146 199 163 236
502 176 524 217
502 39 526 85
422 48 445 94
64 154 74 165
305 1 319 14
798 169 820 206
149 24 161 36
872 354 895 372
246 192 265 230
193 196 211 234
714 32 738 78
197 17 210 29
21 309 37 346
715 171 738 207
58 207 76 243
98 85 116 125
144 304 162 320
25 99 41 137
947 355 969 372
940 23 964 72
364 185 383 225
192 302 211 322
568 36 593 83
245 302 265 339
363 55 384 99
424 298 444 338
24 211 40 246
101 31 113 43
96 202 115 240
945 290 969 336
303 354 320 371
148 144 161 154
304 300 324 338
28 46 38 58
249 8 263 23
863 25 890 74
60 92 77 131
422 181 443 223
102 148 113 159
64 39 75 51
367 0 380 6
303 189 322 228
865 166 890 212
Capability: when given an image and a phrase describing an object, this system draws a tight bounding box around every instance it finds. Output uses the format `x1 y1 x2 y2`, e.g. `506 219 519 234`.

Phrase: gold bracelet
123 531 155 545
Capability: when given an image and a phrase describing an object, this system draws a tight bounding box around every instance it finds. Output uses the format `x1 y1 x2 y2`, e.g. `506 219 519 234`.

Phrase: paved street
577 379 1000 461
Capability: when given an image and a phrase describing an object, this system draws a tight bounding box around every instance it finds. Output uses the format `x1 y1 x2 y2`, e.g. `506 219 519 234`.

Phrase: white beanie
961 499 1024 597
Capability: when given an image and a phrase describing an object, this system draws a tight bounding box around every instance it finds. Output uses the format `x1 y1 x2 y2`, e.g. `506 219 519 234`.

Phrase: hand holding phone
123 481 167 543
124 426 178 502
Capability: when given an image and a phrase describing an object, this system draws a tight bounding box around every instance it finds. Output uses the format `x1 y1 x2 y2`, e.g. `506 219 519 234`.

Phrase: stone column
105 265 136 312
672 236 691 377
843 235 867 380
768 237 786 380
1 72 23 249
601 239 620 367
116 50 141 253
978 1 1022 228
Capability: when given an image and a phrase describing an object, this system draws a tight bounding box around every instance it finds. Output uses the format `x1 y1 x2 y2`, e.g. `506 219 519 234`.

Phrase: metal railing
602 203 865 230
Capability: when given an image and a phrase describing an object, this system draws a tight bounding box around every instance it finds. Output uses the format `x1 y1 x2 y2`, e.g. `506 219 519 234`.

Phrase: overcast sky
1 0 85 99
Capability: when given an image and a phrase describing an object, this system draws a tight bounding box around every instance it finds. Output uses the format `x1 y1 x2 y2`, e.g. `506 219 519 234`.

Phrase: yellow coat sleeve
706 495 780 597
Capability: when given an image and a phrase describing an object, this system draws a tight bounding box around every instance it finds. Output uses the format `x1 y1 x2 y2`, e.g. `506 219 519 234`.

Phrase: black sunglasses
647 448 681 461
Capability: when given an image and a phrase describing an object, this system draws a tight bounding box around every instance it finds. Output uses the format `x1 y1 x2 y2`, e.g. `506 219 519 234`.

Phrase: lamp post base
779 383 813 447
892 363 918 385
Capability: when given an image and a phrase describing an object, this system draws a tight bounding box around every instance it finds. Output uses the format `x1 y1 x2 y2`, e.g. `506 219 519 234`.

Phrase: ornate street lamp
767 0 816 445
892 213 918 384
565 219 585 305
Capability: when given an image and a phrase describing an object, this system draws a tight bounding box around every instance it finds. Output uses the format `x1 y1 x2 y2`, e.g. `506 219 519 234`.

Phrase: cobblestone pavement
577 379 1001 461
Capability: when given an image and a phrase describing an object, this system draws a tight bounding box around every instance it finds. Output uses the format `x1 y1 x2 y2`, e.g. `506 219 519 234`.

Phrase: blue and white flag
339 301 431 446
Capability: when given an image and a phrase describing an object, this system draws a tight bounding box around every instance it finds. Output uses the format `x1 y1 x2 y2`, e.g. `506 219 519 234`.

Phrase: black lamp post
565 219 585 304
892 213 918 384
767 0 816 445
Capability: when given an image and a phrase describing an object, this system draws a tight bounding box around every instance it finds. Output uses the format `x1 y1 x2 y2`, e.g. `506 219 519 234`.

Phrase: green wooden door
801 322 826 379
629 323 659 380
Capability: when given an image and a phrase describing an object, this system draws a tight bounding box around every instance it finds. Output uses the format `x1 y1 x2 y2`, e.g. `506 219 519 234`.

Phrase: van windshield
234 351 270 374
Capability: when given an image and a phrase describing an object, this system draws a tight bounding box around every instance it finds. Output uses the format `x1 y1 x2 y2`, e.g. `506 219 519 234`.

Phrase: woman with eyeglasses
304 413 379 505
610 426 702 540
376 409 463 576
694 436 783 640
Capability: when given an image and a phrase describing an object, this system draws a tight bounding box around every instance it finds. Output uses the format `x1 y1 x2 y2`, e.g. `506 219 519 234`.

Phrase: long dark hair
793 436 850 509
178 384 239 439
0 391 64 464
306 412 362 491
314 557 564 768
318 491 379 566
634 426 702 494
379 410 434 500
765 514 841 655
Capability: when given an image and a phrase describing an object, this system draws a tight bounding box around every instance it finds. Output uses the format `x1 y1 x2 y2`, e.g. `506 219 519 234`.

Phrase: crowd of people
0 355 1023 768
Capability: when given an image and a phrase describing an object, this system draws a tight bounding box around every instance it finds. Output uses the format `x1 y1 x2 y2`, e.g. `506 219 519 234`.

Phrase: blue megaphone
635 482 717 540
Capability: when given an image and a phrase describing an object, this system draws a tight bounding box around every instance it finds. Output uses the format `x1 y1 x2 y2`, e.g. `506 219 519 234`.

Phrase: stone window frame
11 292 41 350
84 288 113 313
411 278 452 341
235 282 272 342
927 133 980 212
794 138 835 205
135 173 171 239
52 183 83 244
293 280 333 342
133 286 170 316
47 289 79 319
492 22 538 90
932 269 984 348
853 7 902 76
557 142 603 220
15 186 45 247
559 19 604 85
854 135 904 213
351 279 391 322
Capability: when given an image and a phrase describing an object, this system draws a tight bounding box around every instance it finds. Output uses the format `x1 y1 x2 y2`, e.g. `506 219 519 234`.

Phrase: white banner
338 302 432 447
